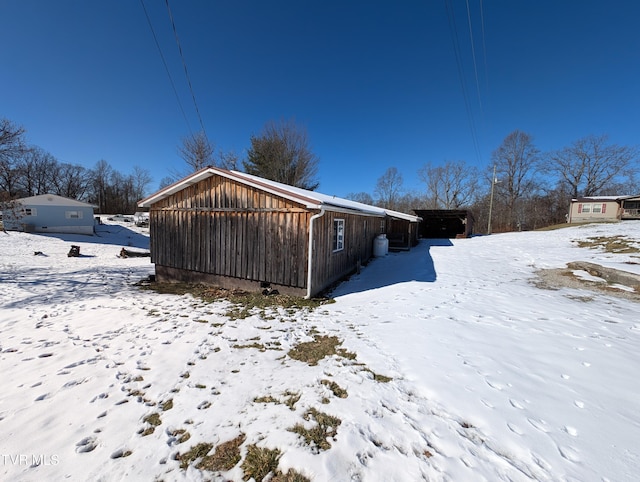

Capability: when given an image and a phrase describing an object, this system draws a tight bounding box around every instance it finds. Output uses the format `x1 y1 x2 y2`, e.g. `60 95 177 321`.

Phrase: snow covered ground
1 220 639 481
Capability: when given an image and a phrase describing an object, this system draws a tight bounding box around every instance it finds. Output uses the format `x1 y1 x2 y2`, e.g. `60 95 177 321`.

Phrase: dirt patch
535 262 640 302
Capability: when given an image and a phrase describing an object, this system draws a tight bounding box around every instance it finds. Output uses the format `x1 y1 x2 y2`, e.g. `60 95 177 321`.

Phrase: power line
445 0 483 164
479 0 490 115
139 0 193 134
164 0 208 140
465 0 483 113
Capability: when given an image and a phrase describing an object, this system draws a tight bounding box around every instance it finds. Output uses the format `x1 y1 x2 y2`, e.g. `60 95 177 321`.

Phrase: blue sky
2 1 639 198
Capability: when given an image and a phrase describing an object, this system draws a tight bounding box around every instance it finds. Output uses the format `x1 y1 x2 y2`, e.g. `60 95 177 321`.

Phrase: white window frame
24 207 37 216
592 204 602 214
333 219 345 252
65 210 82 219
581 203 591 213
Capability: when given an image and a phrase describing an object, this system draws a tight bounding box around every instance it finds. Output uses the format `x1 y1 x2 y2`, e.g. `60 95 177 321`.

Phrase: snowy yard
1 220 639 481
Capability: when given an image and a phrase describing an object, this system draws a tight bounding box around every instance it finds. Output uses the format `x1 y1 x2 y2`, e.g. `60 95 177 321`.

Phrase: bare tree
346 192 375 205
0 118 27 199
50 163 90 200
15 146 57 196
89 160 112 213
243 119 320 190
491 130 540 230
418 160 479 209
374 167 404 210
178 130 215 172
131 166 153 202
545 134 638 198
217 149 240 171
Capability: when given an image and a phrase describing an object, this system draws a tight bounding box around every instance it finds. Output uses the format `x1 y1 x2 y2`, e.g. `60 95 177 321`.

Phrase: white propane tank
373 234 389 257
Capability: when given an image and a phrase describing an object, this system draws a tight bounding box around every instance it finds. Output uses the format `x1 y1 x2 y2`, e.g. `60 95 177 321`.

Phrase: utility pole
487 164 497 234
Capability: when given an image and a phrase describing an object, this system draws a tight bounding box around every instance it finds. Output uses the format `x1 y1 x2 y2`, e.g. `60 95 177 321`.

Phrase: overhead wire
139 0 193 134
164 0 209 141
444 0 483 164
465 0 483 114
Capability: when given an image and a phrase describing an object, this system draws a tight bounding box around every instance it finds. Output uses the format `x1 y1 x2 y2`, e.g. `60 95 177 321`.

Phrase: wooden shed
413 209 474 238
138 168 421 298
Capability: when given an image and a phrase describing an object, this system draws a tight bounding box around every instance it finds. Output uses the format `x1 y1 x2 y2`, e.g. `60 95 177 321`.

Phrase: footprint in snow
574 400 585 409
558 444 581 462
563 425 578 437
507 423 523 435
76 436 98 453
527 418 549 433
509 399 525 409
485 378 504 390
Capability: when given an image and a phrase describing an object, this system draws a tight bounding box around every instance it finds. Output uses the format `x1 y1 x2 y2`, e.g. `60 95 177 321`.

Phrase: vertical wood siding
148 174 382 295
309 211 378 294
149 176 310 289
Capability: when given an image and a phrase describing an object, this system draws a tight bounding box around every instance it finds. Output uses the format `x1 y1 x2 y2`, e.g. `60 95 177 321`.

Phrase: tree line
3 115 638 232
1 118 152 214
353 130 638 233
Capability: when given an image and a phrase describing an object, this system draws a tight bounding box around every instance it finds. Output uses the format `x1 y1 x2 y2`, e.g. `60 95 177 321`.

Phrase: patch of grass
254 395 279 404
195 383 206 389
233 342 266 351
288 335 353 366
534 223 572 231
241 444 281 482
321 379 348 398
143 413 162 426
160 399 173 411
284 391 301 410
171 429 191 444
197 434 246 472
289 408 341 452
177 442 213 470
576 235 640 254
271 469 311 482
136 282 334 319
254 391 300 410
362 368 393 383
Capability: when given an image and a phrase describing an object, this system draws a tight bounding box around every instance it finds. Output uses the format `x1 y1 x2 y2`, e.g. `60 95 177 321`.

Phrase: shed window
333 219 345 252
65 210 82 219
24 208 37 216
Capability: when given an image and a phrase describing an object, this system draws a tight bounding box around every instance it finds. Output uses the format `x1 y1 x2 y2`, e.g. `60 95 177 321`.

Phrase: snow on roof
139 167 421 222
13 194 95 208
571 195 640 202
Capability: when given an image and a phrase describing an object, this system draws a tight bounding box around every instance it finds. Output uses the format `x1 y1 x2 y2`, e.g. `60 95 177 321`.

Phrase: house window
333 219 345 252
592 204 602 214
581 203 591 213
65 210 82 219
24 208 37 216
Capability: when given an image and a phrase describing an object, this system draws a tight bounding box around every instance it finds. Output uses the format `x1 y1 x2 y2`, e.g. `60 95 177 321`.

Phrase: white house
2 194 96 235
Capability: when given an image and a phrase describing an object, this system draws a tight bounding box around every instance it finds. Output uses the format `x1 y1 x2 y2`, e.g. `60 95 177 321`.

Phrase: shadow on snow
329 238 453 297
34 224 150 250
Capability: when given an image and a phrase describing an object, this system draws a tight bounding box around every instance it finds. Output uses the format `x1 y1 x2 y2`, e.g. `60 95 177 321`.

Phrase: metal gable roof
15 194 95 208
138 167 421 221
